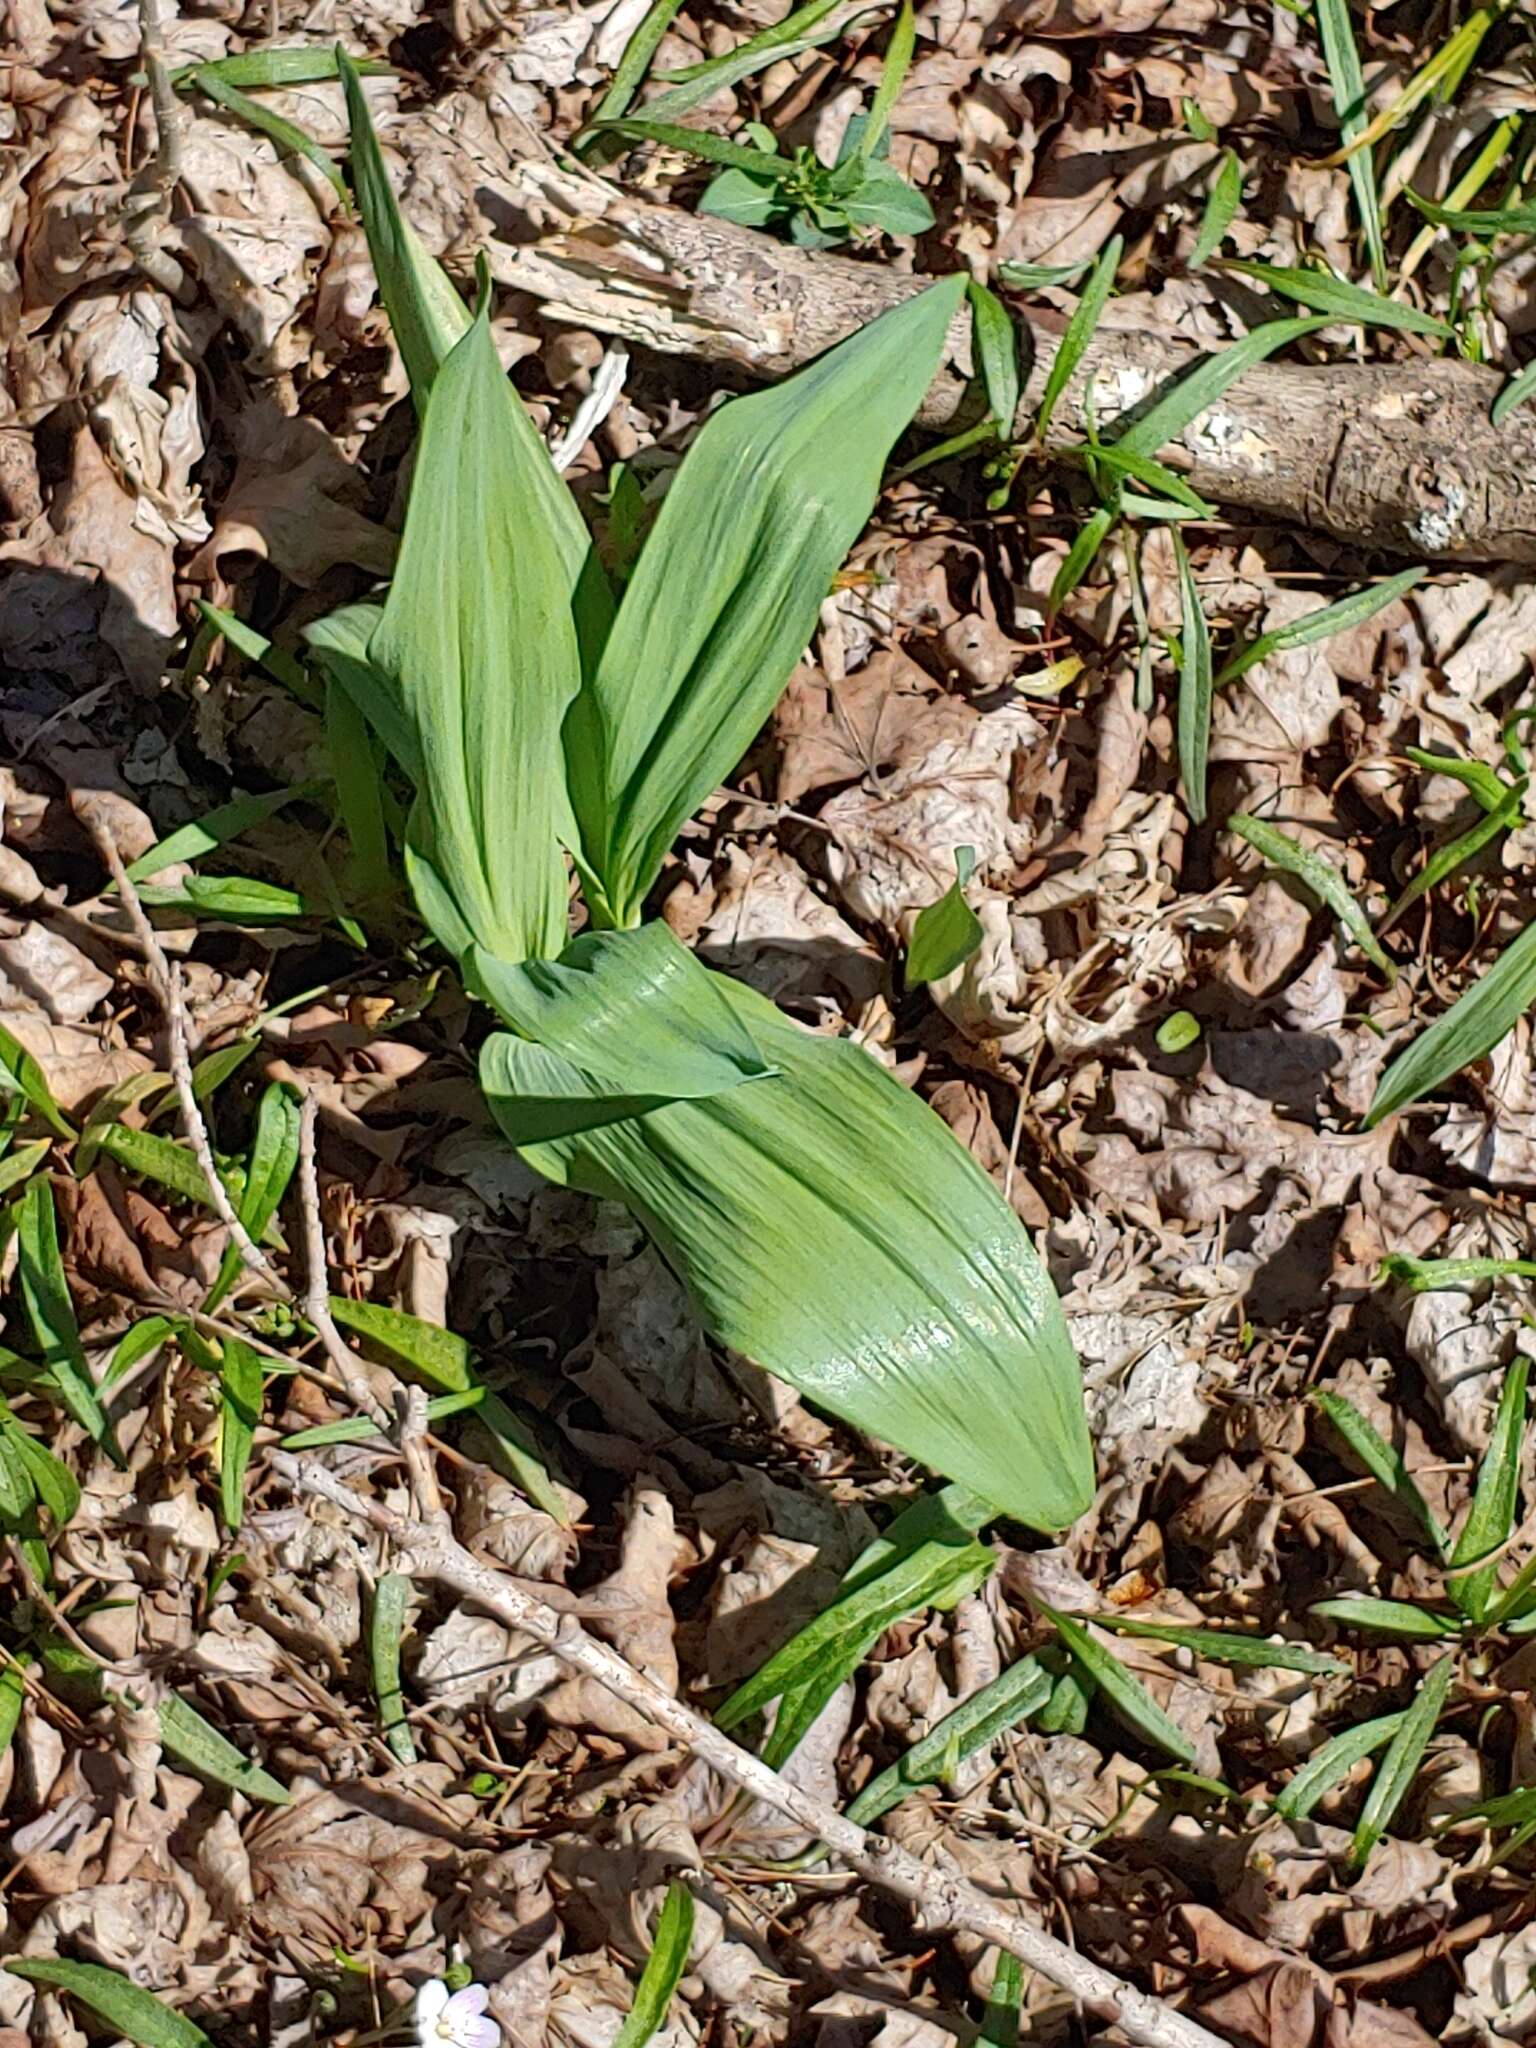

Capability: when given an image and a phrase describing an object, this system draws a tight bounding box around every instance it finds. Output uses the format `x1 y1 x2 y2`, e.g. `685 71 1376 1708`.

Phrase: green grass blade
0 1139 50 1201
0 1398 81 1534
0 1658 27 1760
1044 1609 1197 1763
195 600 321 706
216 1337 263 1532
966 278 1020 433
586 116 792 173
1351 1654 1454 1864
1367 917 1536 1125
1080 442 1215 514
1090 1615 1346 1674
281 1386 485 1449
0 1022 75 1141
1190 151 1243 268
1230 813 1395 980
1380 1253 1536 1293
326 676 393 906
1311 1388 1449 1557
1315 0 1388 287
569 277 964 927
2 1962 213 2048
1114 316 1330 460
613 1882 695 2048
15 1180 116 1460
124 784 320 883
1382 782 1524 931
1492 357 1536 426
1274 1710 1406 1820
906 847 983 987
857 0 915 160
999 257 1095 288
847 1653 1050 1825
978 1953 1023 2048
371 1570 417 1763
1035 233 1120 444
95 1125 233 1209
1218 258 1450 336
206 1081 301 1312
1310 1596 1461 1639
585 0 687 137
1446 1357 1528 1623
1403 191 1536 236
171 46 390 89
190 66 347 202
1215 568 1426 687
1048 502 1116 611
1173 532 1213 827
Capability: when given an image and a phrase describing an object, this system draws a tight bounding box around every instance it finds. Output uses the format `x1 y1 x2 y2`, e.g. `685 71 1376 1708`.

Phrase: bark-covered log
488 153 1536 562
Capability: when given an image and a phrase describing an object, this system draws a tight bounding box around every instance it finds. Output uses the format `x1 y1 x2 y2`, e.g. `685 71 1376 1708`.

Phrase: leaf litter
10 0 1536 2044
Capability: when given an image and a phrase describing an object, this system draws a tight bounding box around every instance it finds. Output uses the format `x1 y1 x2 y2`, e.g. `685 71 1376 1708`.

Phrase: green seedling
614 1883 694 2048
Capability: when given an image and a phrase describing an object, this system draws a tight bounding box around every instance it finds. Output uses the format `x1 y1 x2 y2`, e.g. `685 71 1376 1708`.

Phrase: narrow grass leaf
656 0 845 81
0 1139 49 1200
846 1653 1051 1824
0 1022 75 1141
1315 0 1388 286
1405 749 1514 811
1352 1654 1454 1864
0 1399 80 1531
999 257 1095 288
134 875 323 925
1173 532 1213 827
568 278 964 926
1191 151 1243 268
196 600 321 706
371 1571 417 1763
1048 502 1115 610
1090 1615 1347 1674
1217 258 1449 336
906 847 983 987
206 1081 301 1312
1382 782 1524 930
1113 316 1330 461
587 116 793 173
1310 1596 1461 1638
1446 1357 1528 1623
96 1125 233 1210
190 66 346 201
1230 813 1396 979
192 1037 261 1101
857 0 915 159
1367 917 1536 1125
2 1962 213 2048
966 278 1020 432
0 1658 26 1759
1311 1388 1450 1557
1492 358 1536 426
155 1692 291 1803
216 1337 263 1532
1275 1710 1406 1820
613 1881 695 2048
281 1386 484 1448
171 46 390 89
585 0 687 137
1216 568 1427 687
978 1953 1023 2048
1034 234 1120 444
103 1315 180 1389
15 1180 115 1458
326 677 393 906
1081 442 1215 514
1404 191 1536 236
1379 1252 1536 1293
1044 1610 1197 1763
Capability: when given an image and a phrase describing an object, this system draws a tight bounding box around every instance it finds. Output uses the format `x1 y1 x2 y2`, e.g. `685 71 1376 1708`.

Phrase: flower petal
446 1987 489 2018
414 1981 450 2037
462 2019 501 2048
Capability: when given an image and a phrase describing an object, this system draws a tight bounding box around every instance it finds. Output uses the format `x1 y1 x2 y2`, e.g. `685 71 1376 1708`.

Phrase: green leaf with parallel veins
1382 782 1524 931
1379 1252 1536 1294
1446 1357 1528 1623
0 1023 74 1141
3 1961 214 2048
1311 1388 1450 1558
371 1571 417 1763
15 1180 117 1460
1217 258 1449 336
1310 1596 1461 1639
1191 151 1243 268
1090 1615 1347 1674
1275 1710 1406 1821
1352 1654 1454 1864
206 1081 301 1312
1173 532 1213 827
1368 919 1536 1126
0 1658 27 1760
966 278 1021 433
1044 1610 1196 1763
216 1336 263 1532
613 1882 695 2048
565 277 966 928
1035 234 1120 445
482 935 1093 1531
847 1653 1051 1825
1217 569 1426 688
1230 812 1396 980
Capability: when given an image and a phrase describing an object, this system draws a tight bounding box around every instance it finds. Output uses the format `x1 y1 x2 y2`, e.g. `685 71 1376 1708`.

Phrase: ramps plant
296 54 1094 1534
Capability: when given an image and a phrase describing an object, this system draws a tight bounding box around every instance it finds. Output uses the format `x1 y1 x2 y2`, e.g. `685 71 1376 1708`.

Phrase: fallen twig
275 1451 1232 2048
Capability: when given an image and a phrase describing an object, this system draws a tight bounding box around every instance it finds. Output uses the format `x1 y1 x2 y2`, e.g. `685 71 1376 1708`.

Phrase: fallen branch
488 150 1536 562
275 1451 1231 2048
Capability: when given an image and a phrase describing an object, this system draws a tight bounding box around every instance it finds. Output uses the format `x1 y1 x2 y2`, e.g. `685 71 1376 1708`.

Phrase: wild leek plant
297 56 1094 1534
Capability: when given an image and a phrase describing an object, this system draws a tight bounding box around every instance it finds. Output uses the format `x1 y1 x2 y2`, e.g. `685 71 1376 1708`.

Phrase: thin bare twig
297 1093 391 1427
274 1455 1231 2048
123 0 191 297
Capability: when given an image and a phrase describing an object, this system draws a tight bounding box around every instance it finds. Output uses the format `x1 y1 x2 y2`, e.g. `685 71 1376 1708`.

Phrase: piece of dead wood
487 152 1534 563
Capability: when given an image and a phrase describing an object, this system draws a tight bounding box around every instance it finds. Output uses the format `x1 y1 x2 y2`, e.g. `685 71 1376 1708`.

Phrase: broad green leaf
1367 917 1536 1125
15 1180 117 1459
1216 568 1427 688
966 279 1020 434
366 285 581 966
1090 1615 1347 1675
1382 782 1524 930
1217 258 1450 336
483 944 1093 1530
846 1653 1050 1825
1190 151 1242 268
1446 1357 1528 1623
613 1882 695 2048
1492 357 1536 427
566 276 966 928
1230 813 1396 980
1311 1388 1449 1557
103 1315 181 1388
1035 234 1120 445
1314 0 1388 287
839 162 933 236
190 66 347 201
206 1081 301 1312
978 1953 1023 2048
371 1571 417 1763
1043 1610 1196 1763
1352 1653 1454 1864
171 45 390 89
1173 532 1212 827
281 1385 485 1448
216 1337 263 1532
697 164 787 229
2 1961 214 2048
1310 1596 1461 1639
905 847 983 987
95 1124 233 1209
1274 1710 1406 1820
1379 1252 1536 1294
0 1022 75 1141
338 48 470 406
